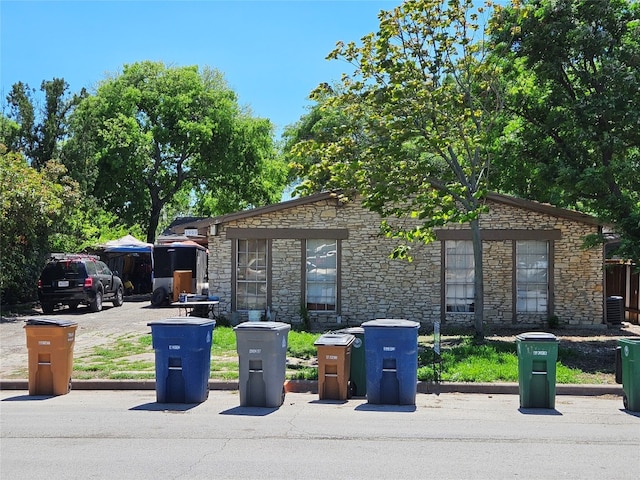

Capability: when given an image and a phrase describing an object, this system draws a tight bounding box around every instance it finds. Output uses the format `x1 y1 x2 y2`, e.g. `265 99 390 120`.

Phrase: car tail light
83 277 93 288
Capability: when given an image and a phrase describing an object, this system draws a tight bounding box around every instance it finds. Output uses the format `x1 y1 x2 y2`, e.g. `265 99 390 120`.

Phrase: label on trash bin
38 340 51 345
249 348 261 354
169 345 180 350
326 355 338 360
383 346 396 352
533 350 548 356
67 333 75 342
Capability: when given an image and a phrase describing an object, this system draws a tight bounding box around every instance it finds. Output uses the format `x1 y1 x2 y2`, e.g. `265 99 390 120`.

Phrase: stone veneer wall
208 197 603 330
477 202 603 328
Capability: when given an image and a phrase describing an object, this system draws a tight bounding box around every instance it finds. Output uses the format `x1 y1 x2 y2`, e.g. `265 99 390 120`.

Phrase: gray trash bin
234 321 291 407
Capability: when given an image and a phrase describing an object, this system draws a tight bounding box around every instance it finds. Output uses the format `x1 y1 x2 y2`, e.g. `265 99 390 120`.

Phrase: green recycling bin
618 338 640 411
335 327 366 397
516 332 559 409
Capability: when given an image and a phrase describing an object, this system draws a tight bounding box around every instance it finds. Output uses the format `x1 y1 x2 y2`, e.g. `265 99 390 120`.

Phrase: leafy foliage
68 61 288 242
4 79 86 170
0 147 80 302
286 0 505 338
489 0 640 262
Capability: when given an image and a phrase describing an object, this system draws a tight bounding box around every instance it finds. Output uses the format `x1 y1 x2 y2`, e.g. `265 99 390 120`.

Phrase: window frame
302 238 340 312
515 240 550 314
444 240 475 314
233 239 269 311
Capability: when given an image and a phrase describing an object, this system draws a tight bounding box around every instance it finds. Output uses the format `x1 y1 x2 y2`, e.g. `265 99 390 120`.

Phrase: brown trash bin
173 270 192 302
24 318 77 396
314 333 355 401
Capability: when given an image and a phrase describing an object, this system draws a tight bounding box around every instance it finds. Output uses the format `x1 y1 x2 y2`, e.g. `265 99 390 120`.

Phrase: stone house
184 191 605 331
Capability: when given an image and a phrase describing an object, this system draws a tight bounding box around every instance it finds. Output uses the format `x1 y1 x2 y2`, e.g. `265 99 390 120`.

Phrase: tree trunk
146 192 163 244
470 217 484 341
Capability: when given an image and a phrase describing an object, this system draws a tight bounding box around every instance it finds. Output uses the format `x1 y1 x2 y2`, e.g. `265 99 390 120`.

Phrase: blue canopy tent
101 235 154 294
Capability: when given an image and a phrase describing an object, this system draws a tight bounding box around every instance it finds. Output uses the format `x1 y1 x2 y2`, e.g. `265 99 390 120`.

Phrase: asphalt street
1 389 638 480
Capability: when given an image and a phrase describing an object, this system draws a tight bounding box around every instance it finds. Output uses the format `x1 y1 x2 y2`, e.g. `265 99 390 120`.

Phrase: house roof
485 193 602 226
198 191 601 229
209 191 341 226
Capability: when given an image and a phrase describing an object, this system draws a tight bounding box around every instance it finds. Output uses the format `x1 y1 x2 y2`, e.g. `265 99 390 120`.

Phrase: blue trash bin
148 317 215 403
362 319 420 405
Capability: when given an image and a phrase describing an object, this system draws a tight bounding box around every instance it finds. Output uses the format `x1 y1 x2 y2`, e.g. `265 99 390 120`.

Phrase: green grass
287 330 321 358
72 327 611 384
417 336 602 384
211 327 237 353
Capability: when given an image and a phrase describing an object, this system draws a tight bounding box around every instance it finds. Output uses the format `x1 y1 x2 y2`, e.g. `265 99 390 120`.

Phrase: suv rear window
40 261 87 281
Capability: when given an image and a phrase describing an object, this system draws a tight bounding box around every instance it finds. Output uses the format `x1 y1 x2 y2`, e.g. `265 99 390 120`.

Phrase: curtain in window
516 240 548 313
445 240 474 313
306 239 337 311
236 239 267 310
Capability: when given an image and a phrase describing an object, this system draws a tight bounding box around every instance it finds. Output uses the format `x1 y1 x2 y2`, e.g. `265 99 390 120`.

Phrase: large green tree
69 61 287 243
4 79 86 169
1 80 138 258
292 0 502 338
490 0 640 262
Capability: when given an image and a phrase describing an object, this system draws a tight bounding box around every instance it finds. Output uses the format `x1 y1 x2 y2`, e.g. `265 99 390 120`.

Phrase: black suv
37 255 124 313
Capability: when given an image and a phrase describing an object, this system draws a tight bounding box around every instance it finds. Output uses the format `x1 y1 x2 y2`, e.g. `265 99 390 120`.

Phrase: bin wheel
349 381 357 399
623 394 628 410
281 386 286 405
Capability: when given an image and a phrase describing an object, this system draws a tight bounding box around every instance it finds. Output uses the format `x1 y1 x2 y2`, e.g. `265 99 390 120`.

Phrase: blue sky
1 0 399 137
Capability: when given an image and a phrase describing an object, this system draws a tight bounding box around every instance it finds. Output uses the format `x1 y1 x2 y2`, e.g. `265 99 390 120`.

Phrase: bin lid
334 326 364 335
516 331 558 342
24 317 77 327
234 321 291 332
361 319 420 329
314 333 355 347
147 317 216 327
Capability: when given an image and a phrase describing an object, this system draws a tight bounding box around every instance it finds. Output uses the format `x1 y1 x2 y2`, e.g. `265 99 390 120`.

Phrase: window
516 240 548 313
236 239 267 310
306 239 337 311
445 240 474 313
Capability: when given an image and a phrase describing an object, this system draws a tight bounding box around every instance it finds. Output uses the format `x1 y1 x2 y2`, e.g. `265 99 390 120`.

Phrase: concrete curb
0 379 623 396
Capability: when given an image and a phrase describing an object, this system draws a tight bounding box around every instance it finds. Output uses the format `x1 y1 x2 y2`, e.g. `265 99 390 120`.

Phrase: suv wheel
113 286 124 307
41 302 55 314
90 290 103 312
